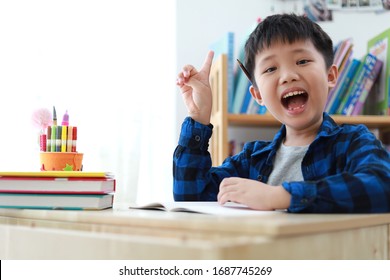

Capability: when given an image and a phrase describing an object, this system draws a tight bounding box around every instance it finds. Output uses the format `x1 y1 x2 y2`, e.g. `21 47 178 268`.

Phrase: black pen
53 106 57 126
236 59 252 84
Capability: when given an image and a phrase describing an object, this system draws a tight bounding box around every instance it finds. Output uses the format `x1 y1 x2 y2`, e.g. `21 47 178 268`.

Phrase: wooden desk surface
1 205 389 259
1 205 390 236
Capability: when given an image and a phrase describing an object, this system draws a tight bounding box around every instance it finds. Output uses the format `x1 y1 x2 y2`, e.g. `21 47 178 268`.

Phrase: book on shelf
367 27 390 115
245 97 267 115
336 56 365 114
232 19 260 114
342 53 379 115
325 56 352 112
325 38 354 112
0 176 116 194
327 58 361 114
333 38 354 71
351 58 383 115
0 193 114 210
129 201 279 216
239 82 252 113
210 32 235 113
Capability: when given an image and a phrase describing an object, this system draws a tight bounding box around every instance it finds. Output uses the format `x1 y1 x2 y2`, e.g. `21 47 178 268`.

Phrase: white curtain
0 0 176 206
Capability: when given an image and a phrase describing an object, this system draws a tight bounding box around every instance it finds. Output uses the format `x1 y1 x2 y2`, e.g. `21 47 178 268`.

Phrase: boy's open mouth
281 90 308 111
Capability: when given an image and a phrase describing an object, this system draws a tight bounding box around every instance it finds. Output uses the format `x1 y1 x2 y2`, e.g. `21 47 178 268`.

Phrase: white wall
175 0 277 138
175 0 389 143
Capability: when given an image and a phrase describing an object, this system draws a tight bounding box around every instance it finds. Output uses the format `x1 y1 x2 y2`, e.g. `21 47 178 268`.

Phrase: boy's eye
264 67 276 73
297 59 310 65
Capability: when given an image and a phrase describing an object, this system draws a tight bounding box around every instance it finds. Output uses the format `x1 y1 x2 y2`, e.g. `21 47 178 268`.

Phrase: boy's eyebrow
258 47 314 63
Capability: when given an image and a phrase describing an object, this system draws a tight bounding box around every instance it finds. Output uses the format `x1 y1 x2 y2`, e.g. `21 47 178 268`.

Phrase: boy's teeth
283 91 304 98
288 104 305 111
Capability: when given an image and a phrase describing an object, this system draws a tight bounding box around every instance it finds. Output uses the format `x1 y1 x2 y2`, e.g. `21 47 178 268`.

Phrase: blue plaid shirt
173 113 390 213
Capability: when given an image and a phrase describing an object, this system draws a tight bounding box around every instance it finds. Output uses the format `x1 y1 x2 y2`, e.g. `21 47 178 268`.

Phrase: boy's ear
327 64 338 88
249 85 265 105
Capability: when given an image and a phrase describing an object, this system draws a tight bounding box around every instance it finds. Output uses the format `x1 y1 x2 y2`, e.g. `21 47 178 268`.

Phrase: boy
174 14 390 213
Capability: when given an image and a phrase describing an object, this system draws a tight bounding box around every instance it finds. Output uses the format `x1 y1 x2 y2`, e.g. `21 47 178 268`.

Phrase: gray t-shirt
267 143 309 186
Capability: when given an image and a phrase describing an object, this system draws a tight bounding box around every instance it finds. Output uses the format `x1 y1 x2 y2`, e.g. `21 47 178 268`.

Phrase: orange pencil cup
40 152 83 171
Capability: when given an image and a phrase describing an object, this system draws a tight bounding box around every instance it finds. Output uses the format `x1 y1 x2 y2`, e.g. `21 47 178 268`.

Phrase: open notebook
129 201 285 216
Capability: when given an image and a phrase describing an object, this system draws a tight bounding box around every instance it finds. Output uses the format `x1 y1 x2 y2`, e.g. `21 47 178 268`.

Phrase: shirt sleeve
173 117 251 201
283 125 390 213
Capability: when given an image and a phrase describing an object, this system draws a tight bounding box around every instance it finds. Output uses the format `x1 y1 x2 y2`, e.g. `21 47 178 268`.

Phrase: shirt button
194 135 201 142
301 198 308 204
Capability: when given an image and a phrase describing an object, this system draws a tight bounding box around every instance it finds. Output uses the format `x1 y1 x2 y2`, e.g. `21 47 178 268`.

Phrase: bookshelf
209 54 390 165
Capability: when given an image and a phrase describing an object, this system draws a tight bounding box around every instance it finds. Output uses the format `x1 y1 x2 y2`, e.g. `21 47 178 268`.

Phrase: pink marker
62 110 69 126
40 133 47 152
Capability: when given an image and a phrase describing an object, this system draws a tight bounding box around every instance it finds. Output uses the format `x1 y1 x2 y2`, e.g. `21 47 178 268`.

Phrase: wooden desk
0 205 389 259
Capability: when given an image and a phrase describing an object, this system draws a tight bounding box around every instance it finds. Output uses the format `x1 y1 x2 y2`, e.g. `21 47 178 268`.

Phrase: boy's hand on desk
217 177 291 211
176 50 214 125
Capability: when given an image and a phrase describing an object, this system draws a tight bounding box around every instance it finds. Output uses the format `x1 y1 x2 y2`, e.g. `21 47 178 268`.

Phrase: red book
0 171 115 194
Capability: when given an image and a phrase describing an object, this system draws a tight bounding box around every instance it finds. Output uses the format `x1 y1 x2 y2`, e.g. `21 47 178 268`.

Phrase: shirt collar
251 112 341 157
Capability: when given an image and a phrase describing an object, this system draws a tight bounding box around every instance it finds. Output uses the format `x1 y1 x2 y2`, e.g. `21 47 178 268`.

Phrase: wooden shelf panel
228 114 390 131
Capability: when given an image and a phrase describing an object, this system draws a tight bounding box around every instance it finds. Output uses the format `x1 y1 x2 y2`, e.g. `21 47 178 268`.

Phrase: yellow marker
67 126 73 152
61 125 68 152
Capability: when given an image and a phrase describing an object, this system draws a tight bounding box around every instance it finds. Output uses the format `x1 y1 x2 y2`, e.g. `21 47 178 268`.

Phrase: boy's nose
280 68 299 84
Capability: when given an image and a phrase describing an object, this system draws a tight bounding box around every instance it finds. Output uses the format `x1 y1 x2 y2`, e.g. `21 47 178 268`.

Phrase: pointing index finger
201 50 214 75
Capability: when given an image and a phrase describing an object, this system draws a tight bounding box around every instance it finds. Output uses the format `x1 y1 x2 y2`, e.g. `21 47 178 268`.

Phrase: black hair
244 14 334 87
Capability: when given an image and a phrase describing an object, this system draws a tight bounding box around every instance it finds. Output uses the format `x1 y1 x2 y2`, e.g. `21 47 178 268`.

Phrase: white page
130 201 284 216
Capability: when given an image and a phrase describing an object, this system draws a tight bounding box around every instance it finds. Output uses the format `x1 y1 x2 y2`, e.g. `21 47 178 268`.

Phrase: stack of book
325 36 384 116
0 171 115 210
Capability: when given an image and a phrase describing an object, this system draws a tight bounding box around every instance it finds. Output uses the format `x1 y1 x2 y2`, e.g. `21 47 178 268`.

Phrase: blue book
332 58 361 114
325 57 351 113
232 20 259 114
239 82 252 113
342 53 377 115
210 32 234 113
352 58 383 115
257 104 267 115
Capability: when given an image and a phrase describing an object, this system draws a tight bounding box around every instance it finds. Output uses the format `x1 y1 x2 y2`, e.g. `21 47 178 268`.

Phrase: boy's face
249 39 337 132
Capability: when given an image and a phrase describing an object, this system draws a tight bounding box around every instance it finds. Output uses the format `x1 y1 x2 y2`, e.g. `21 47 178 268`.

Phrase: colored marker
50 125 56 152
72 126 77 152
62 110 69 126
67 126 73 152
61 125 67 152
52 106 57 126
46 126 51 152
39 133 46 152
56 126 62 152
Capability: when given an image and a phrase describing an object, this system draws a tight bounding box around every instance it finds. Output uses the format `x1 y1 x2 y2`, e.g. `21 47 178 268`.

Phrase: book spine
351 59 383 115
232 21 259 114
337 56 366 114
330 59 361 114
367 27 390 116
325 57 351 112
239 83 252 113
233 77 250 113
342 54 377 116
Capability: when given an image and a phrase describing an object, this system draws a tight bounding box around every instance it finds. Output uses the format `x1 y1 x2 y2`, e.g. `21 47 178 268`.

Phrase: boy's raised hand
176 51 214 125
